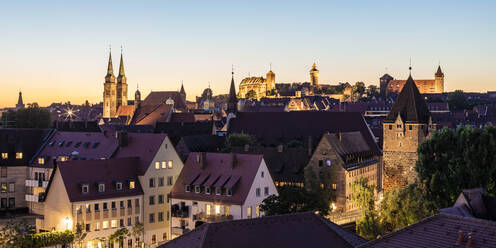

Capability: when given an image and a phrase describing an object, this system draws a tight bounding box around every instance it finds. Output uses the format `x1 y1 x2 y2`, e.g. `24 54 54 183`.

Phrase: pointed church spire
16 91 25 109
180 81 186 101
105 48 115 83
227 68 238 114
118 46 125 77
435 65 444 77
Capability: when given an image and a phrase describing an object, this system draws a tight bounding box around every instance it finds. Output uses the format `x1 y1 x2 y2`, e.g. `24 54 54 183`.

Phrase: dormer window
98 183 105 193
226 188 232 196
194 186 201 194
59 156 68 162
185 185 191 192
82 184 89 194
205 187 211 195
116 182 123 191
16 153 23 159
1 153 7 159
129 180 135 189
38 157 45 165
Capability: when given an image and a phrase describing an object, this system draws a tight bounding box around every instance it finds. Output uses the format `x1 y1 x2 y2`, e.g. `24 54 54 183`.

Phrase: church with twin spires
102 50 129 118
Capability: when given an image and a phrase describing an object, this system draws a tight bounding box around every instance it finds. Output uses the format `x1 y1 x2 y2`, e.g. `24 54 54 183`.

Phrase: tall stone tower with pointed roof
16 91 25 110
116 51 128 108
103 51 117 118
382 71 435 191
434 65 444 93
310 63 319 86
180 82 186 102
227 71 238 114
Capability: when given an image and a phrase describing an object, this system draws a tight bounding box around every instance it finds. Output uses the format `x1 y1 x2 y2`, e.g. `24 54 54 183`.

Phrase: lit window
161 161 166 169
129 180 135 189
167 161 173 169
1 153 7 159
332 184 337 190
247 207 252 218
111 220 117 228
195 186 201 193
59 156 68 162
1 183 6 192
206 204 211 215
38 157 44 164
98 183 105 192
116 182 122 191
215 205 221 215
102 221 109 229
256 206 260 217
16 153 22 159
225 206 230 216
155 162 160 170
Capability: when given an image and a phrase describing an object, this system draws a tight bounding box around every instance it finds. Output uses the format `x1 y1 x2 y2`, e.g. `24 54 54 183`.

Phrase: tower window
409 125 412 130
389 125 392 130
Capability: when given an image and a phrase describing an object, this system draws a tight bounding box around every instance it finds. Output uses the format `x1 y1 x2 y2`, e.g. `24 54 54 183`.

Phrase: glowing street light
63 217 73 230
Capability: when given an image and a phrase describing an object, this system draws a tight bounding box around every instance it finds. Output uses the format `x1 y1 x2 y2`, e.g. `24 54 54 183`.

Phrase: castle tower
16 91 25 110
266 65 276 93
434 65 444 93
103 51 117 118
310 63 319 86
382 71 435 191
227 70 238 114
180 82 186 102
135 84 141 105
380 74 394 98
116 50 128 108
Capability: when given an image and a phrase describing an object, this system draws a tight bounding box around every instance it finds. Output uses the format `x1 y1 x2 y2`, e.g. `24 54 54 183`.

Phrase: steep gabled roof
384 75 431 124
160 212 366 248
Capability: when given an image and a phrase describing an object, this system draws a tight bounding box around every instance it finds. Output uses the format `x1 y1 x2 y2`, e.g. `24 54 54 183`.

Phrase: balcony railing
171 227 189 236
193 212 233 222
25 179 49 188
25 194 39 202
171 205 189 218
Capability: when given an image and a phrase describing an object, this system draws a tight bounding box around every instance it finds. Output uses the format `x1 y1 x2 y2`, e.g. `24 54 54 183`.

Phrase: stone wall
383 151 418 191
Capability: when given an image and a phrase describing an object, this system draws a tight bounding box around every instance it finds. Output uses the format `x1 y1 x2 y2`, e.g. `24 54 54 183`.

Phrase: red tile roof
55 157 143 202
32 131 119 168
134 104 173 126
170 153 264 205
359 213 496 248
113 133 167 175
160 212 366 248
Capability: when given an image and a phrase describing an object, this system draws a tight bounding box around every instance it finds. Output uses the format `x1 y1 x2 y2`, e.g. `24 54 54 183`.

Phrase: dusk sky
1 0 494 107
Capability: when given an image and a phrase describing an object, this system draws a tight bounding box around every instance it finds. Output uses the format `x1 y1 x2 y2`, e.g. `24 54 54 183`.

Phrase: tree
73 223 87 248
379 184 433 233
0 219 35 247
447 90 470 111
366 85 380 99
259 186 330 216
0 220 74 248
0 105 51 128
351 177 375 213
416 126 496 210
352 82 366 97
109 228 129 248
226 133 256 148
245 90 257 100
130 222 144 248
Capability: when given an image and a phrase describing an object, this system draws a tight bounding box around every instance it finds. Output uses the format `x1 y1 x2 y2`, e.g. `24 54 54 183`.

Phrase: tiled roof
115 105 135 117
55 157 143 202
0 128 54 167
32 131 120 168
170 113 195 123
134 104 173 126
113 133 167 175
170 153 264 205
231 146 309 184
155 121 214 145
359 213 496 248
160 212 366 248
229 112 381 155
385 75 431 124
142 91 188 111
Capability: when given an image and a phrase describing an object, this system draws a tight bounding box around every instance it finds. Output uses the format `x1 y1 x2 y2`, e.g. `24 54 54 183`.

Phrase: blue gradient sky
0 0 494 107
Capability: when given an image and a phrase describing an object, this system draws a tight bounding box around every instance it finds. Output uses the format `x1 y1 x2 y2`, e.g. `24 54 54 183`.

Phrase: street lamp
63 217 73 230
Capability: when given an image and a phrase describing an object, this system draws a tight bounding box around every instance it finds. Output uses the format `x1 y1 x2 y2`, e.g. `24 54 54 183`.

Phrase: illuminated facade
103 51 128 118
238 70 276 99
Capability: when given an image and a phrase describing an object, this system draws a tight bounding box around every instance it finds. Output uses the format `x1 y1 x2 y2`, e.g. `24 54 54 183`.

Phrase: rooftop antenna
409 58 412 75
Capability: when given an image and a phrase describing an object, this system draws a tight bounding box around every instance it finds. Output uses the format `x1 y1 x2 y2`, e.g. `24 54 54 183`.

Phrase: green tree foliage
351 177 375 213
352 82 366 97
131 222 144 248
74 223 87 247
226 133 256 148
366 85 380 99
356 211 383 240
109 228 129 248
0 220 74 248
416 126 496 210
245 90 257 100
379 184 433 233
1 105 51 128
259 185 330 216
447 90 470 111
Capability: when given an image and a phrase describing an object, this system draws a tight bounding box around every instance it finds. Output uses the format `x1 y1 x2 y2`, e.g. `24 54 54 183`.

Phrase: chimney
117 131 128 147
307 136 313 156
456 231 463 245
244 144 250 152
230 153 237 169
277 144 283 153
466 233 472 248
199 152 206 170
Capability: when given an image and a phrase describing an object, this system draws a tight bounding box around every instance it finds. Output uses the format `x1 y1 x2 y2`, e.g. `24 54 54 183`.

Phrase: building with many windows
169 152 277 239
